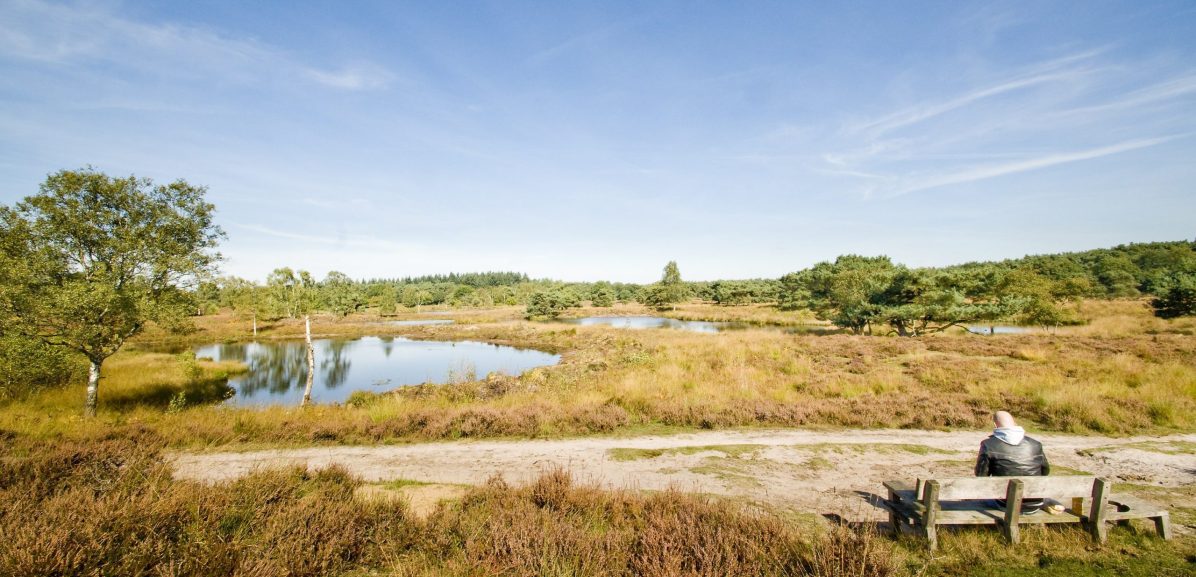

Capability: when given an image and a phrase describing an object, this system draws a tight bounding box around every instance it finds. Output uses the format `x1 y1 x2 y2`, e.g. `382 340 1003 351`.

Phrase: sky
1 0 1194 283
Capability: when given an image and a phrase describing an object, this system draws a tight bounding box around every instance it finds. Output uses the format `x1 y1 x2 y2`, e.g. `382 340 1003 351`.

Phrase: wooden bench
881 476 1171 550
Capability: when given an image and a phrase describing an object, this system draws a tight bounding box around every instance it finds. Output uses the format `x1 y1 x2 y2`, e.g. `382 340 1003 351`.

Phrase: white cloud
847 50 1107 138
305 64 394 91
0 0 391 92
884 135 1182 197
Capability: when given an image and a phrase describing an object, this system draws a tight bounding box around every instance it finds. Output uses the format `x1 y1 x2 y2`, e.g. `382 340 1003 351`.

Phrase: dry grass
0 435 894 577
3 300 1195 446
0 434 1188 577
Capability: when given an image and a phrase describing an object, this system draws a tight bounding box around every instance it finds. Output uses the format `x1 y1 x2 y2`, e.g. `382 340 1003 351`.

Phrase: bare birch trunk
301 315 315 406
252 312 258 338
84 359 101 417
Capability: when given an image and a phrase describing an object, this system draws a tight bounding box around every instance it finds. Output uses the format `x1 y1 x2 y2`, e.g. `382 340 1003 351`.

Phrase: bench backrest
922 476 1099 500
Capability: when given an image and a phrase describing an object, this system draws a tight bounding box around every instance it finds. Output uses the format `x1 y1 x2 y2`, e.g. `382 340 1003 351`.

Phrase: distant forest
199 240 1196 327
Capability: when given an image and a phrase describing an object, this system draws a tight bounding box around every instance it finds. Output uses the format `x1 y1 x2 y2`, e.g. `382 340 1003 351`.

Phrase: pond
964 325 1033 335
561 316 728 333
194 337 559 406
558 316 840 335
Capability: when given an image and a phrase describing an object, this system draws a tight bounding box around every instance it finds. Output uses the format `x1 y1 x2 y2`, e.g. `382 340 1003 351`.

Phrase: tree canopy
0 168 223 415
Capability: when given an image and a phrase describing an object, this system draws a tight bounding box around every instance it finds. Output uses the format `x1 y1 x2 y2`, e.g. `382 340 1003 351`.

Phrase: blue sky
1 0 1194 282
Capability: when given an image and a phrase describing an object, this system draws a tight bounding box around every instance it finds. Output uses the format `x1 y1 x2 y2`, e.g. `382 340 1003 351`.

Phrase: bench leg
1003 480 1024 545
1154 513 1172 540
886 489 901 536
1088 479 1110 545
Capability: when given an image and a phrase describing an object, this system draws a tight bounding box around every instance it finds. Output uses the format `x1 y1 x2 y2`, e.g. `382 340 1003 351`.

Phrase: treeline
776 241 1196 335
944 240 1196 299
363 271 530 288
194 241 1196 328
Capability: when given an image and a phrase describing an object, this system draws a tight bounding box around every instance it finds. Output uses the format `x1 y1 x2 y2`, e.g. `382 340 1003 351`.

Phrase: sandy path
170 429 1196 518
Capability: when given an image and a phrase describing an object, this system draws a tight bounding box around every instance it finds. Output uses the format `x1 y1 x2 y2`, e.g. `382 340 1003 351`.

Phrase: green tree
789 255 897 334
0 168 223 416
266 267 315 318
525 287 580 319
590 281 615 307
644 261 688 311
321 271 362 317
1151 275 1196 319
1093 254 1141 297
876 268 995 336
376 285 398 316
401 284 433 311
221 276 272 336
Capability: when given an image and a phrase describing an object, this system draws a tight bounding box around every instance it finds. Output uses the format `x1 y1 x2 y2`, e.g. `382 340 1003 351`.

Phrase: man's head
993 411 1016 428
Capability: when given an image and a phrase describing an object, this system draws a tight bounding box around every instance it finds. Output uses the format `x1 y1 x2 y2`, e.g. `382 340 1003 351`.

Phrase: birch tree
0 168 223 416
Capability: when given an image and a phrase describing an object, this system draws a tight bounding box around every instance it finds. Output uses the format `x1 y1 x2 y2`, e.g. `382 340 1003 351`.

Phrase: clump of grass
608 447 666 461
796 443 956 456
608 444 765 461
0 435 415 577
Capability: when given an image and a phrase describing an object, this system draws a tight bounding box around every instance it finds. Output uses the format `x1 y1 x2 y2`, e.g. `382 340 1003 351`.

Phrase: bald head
993 411 1016 428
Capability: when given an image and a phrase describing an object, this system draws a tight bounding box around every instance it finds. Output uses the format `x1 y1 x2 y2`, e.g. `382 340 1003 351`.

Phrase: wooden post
922 480 940 551
887 487 901 535
301 315 315 406
1155 512 1172 540
1003 479 1025 545
1088 478 1110 544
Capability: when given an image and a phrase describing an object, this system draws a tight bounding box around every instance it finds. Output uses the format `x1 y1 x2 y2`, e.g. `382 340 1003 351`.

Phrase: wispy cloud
306 64 394 91
847 50 1107 138
0 0 390 92
1055 74 1196 118
235 223 412 251
883 135 1182 197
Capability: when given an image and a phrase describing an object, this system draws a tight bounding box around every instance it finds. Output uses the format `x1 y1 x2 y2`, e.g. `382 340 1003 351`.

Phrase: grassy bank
2 300 1195 447
0 435 1190 577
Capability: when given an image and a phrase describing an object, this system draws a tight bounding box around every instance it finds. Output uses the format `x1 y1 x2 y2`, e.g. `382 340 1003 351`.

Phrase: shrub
0 334 86 400
1151 277 1196 319
525 288 580 319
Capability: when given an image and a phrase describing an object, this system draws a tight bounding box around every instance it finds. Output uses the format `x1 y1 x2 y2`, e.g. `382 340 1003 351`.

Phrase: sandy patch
172 428 1196 521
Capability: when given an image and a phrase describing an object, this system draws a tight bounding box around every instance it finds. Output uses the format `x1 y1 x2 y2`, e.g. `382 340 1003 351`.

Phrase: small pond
558 316 840 335
561 316 727 333
195 337 559 406
964 325 1032 335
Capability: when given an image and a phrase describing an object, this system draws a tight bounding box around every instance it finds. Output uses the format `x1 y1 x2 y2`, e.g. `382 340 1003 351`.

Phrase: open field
1 432 1192 577
2 299 1194 575
3 300 1196 448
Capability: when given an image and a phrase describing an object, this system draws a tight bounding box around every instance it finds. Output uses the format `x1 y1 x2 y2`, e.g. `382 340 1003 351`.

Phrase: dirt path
170 429 1196 519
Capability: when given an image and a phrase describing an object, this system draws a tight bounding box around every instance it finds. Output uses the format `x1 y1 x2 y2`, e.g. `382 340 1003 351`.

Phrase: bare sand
171 428 1196 520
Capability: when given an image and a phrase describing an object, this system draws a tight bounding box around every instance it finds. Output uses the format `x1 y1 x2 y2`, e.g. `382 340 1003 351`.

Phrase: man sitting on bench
975 411 1051 513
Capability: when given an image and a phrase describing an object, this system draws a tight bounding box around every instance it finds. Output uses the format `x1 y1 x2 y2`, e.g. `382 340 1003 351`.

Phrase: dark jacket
974 434 1050 477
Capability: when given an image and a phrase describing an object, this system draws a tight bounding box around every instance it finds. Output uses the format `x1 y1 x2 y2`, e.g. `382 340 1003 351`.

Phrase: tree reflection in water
234 341 352 397
195 336 560 405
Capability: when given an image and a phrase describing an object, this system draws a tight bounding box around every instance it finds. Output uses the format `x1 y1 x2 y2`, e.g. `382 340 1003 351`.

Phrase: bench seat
881 476 1171 550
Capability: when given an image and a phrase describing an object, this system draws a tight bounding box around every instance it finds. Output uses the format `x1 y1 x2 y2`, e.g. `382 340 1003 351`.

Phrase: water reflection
195 337 558 406
965 325 1032 335
562 316 725 333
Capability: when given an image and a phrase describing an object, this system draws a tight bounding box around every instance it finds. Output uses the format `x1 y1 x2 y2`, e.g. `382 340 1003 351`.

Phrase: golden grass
2 300 1195 447
1 435 1189 577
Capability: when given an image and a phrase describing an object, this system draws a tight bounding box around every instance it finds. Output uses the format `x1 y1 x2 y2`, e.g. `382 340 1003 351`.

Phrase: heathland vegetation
2 169 1194 575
